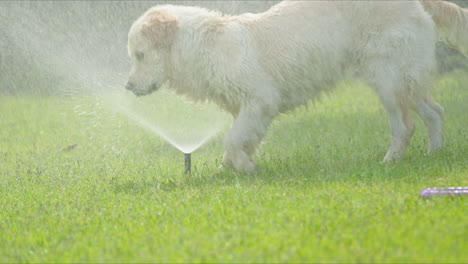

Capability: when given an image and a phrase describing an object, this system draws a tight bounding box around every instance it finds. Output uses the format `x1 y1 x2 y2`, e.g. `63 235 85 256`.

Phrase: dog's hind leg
412 94 445 154
381 93 415 162
364 64 415 162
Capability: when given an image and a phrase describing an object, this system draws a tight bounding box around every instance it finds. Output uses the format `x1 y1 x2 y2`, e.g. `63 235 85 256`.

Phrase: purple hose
420 187 468 198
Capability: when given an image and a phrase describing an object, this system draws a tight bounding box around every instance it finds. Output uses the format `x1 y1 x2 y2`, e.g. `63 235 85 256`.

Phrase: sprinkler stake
184 153 191 174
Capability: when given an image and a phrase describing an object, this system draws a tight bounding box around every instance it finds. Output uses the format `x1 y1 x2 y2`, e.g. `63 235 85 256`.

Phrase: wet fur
127 1 467 172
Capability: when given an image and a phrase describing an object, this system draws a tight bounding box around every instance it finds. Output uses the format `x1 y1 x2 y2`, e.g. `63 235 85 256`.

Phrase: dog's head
126 7 178 96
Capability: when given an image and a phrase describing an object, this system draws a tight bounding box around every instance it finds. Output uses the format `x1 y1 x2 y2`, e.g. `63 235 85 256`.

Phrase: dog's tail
420 0 468 55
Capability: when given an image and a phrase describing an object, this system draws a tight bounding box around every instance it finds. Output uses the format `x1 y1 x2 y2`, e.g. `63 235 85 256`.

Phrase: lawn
0 71 467 263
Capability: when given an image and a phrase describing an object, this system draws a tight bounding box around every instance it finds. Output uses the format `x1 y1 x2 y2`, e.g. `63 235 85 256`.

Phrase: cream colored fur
420 0 468 55
126 1 467 173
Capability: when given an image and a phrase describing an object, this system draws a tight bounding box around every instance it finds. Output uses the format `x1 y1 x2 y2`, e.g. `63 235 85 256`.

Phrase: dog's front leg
222 101 277 173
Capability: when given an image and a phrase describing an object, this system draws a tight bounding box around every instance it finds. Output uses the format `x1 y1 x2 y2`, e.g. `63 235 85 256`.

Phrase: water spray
114 104 227 174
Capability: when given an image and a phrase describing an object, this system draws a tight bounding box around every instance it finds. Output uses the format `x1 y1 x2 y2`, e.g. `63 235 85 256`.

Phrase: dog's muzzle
125 81 135 92
125 81 159 97
148 82 159 93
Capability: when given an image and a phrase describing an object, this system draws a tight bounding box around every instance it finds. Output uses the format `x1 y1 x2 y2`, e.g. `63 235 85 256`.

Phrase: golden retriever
126 0 467 172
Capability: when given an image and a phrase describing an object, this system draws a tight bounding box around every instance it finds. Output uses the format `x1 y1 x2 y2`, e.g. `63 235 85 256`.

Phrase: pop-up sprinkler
184 153 191 174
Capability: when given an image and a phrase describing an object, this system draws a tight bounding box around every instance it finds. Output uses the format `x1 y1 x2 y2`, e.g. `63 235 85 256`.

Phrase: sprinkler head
184 153 191 174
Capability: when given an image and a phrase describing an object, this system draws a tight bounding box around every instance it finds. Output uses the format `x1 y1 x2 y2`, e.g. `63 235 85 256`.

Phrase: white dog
126 0 467 172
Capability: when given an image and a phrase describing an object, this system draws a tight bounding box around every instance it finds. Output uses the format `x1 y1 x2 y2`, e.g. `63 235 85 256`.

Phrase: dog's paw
382 147 405 162
221 152 258 174
238 160 258 174
219 161 258 174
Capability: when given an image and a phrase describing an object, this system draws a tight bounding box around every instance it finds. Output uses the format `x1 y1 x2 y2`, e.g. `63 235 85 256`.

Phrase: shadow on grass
112 146 465 196
112 178 180 194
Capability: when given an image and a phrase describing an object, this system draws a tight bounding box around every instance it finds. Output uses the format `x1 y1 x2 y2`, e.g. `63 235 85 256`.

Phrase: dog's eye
135 52 144 61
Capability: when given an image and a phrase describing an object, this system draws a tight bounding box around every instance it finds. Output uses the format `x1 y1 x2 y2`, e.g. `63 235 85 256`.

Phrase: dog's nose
125 82 135 91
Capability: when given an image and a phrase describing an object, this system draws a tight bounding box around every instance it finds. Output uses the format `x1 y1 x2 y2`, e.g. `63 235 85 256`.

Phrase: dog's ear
140 11 178 47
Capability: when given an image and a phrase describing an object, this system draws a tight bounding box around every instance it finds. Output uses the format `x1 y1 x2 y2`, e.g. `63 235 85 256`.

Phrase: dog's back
247 1 435 111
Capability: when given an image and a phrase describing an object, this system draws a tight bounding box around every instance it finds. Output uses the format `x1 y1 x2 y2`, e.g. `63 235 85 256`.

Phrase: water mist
113 90 230 173
0 1 275 172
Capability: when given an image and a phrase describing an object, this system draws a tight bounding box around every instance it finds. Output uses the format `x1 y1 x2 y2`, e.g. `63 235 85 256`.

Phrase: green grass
1 71 467 263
